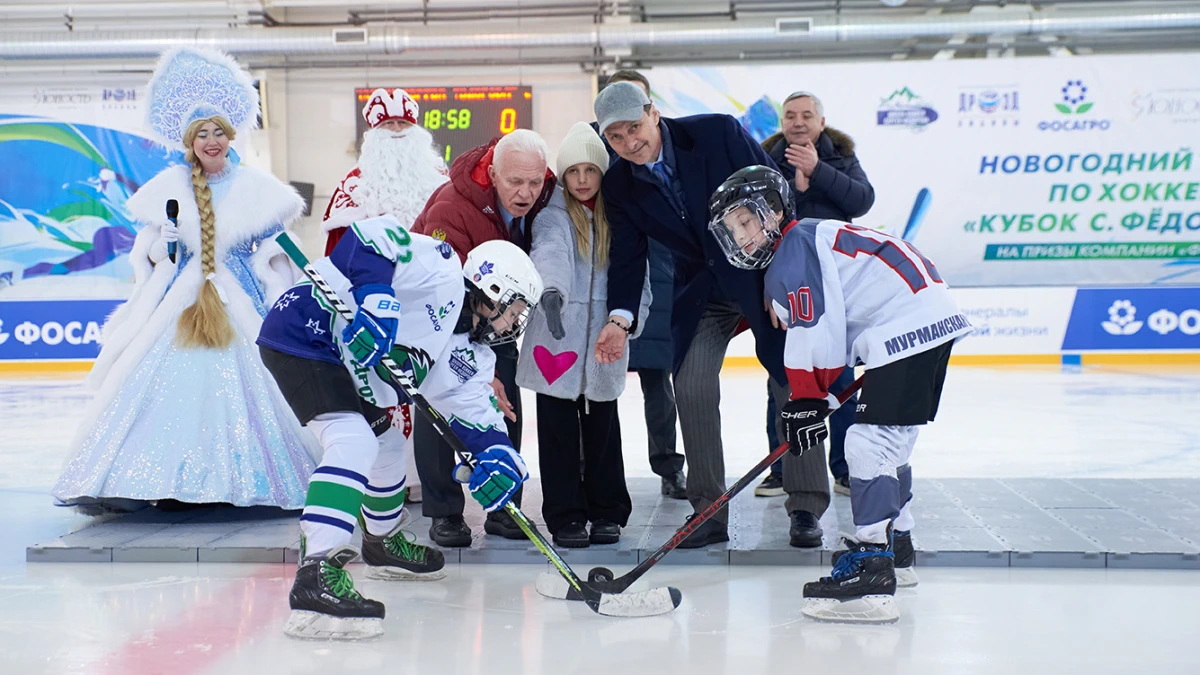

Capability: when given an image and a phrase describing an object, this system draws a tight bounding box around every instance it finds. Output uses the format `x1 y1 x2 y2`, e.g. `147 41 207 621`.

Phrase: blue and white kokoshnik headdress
144 47 260 149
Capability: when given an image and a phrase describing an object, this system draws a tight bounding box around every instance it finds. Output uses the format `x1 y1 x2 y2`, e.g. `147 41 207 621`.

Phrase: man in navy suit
592 82 830 548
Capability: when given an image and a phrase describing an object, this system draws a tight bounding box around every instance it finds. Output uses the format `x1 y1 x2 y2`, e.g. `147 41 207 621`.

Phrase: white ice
1 364 1198 674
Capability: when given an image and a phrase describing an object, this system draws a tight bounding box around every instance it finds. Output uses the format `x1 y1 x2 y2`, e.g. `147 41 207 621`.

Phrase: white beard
356 126 449 228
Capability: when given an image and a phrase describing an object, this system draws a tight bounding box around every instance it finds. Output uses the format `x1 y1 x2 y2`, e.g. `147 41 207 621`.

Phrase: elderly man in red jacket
410 129 557 547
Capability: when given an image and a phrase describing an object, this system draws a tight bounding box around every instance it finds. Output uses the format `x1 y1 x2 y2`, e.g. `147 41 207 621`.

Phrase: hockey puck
588 567 614 583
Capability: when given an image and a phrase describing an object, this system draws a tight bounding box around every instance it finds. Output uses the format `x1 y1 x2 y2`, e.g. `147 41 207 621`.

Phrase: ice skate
284 546 385 640
802 536 898 625
892 530 918 588
361 524 446 581
833 529 918 588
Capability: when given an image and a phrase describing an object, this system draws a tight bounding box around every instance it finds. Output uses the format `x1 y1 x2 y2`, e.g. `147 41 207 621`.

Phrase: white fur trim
322 203 367 234
125 164 303 257
86 164 302 392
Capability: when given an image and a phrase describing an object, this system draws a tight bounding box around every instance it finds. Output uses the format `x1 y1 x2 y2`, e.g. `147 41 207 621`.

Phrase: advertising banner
0 83 181 302
0 299 122 360
1062 286 1200 351
650 54 1200 288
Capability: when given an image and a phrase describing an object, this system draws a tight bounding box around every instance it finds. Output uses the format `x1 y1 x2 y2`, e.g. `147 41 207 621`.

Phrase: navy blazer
605 113 788 383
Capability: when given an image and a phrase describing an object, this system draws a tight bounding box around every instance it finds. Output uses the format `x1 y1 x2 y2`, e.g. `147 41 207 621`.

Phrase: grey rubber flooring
27 478 1200 569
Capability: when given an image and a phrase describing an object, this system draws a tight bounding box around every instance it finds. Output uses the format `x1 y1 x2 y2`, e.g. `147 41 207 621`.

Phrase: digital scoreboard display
354 86 533 164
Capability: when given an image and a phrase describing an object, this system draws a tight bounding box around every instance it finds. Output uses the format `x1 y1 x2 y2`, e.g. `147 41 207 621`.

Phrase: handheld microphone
165 199 179 263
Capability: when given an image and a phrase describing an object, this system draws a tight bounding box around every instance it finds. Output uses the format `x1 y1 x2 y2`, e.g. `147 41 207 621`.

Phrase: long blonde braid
175 117 235 349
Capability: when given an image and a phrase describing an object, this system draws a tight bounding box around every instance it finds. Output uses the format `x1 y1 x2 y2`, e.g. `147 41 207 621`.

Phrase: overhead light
880 0 908 6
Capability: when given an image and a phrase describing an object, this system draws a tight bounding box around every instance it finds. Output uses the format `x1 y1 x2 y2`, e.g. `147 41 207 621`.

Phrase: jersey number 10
832 225 942 293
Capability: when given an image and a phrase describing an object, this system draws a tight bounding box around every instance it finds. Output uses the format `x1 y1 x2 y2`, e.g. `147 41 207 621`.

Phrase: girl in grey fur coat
516 122 651 548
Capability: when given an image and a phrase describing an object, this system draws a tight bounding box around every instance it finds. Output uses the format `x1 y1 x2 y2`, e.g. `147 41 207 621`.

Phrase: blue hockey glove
453 445 528 512
342 283 401 367
781 398 830 456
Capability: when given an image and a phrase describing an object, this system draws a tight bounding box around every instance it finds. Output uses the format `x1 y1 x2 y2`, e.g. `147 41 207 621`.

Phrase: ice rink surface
2 363 1198 674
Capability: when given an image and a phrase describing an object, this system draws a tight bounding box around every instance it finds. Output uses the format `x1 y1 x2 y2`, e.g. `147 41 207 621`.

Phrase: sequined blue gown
53 165 317 509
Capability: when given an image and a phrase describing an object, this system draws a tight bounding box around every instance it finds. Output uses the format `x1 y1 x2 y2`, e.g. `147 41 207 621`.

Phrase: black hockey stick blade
537 374 865 600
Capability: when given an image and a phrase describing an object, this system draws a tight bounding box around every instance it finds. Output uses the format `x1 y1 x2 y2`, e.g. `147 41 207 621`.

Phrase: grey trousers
637 368 685 477
675 300 831 522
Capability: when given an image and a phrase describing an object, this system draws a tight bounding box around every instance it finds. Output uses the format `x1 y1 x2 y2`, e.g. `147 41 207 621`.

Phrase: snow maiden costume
53 47 317 510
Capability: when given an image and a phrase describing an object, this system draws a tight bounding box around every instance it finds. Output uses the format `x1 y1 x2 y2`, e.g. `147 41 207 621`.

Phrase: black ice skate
892 530 918 588
361 525 447 581
802 536 899 624
283 545 385 640
833 529 918 588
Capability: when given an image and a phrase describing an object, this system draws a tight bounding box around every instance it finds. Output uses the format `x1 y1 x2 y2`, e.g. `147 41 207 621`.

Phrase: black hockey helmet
708 165 792 270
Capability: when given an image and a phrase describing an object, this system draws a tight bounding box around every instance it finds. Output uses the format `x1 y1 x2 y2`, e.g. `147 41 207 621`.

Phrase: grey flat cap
595 81 651 134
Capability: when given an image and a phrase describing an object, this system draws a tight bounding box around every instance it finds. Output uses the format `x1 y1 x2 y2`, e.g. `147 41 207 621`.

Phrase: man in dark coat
410 130 557 547
757 91 873 498
592 82 830 549
593 70 686 501
763 91 875 221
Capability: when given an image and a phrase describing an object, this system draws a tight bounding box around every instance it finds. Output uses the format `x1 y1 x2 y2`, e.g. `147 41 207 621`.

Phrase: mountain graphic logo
877 87 938 128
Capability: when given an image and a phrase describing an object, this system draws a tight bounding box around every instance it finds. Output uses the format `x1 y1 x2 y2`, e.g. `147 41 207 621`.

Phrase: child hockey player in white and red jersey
257 215 542 639
707 166 971 624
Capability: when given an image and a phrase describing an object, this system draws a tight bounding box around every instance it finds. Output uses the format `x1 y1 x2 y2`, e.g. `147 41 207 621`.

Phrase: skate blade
801 595 899 625
896 566 919 588
365 565 447 582
283 610 383 640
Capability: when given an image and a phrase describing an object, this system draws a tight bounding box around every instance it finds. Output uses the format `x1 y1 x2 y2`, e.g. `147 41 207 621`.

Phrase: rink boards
27 477 1200 570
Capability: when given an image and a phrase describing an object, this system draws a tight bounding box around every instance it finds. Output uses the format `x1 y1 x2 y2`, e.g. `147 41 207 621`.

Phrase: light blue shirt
498 203 524 235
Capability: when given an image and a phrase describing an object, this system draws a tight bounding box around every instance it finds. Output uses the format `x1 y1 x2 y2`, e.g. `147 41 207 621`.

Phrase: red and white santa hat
362 88 419 128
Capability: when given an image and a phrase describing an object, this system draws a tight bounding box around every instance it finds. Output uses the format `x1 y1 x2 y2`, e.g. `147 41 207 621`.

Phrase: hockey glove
540 290 566 340
342 284 401 367
453 445 528 513
781 398 830 456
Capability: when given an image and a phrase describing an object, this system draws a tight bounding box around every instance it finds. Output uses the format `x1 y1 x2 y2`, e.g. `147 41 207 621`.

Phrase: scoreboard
354 86 533 164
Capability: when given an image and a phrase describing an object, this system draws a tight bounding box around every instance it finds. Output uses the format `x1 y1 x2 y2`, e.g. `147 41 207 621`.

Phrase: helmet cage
708 192 782 270
466 282 534 346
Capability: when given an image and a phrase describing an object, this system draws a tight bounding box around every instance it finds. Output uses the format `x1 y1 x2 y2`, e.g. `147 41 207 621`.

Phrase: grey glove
540 290 565 340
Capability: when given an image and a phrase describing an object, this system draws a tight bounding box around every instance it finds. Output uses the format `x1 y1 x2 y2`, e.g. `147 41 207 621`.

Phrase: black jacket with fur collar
763 127 875 221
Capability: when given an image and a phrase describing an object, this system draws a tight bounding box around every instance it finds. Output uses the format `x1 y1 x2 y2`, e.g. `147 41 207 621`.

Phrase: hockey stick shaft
274 233 597 602
599 375 865 594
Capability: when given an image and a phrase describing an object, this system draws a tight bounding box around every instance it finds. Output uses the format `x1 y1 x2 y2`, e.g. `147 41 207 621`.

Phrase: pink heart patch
533 345 578 385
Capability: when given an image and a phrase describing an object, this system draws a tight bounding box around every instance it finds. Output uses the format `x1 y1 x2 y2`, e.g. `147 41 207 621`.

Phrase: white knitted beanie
556 121 610 178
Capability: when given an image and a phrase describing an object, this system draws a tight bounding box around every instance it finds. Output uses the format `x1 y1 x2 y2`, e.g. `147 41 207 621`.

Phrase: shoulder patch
436 241 454 259
431 228 447 241
449 346 479 383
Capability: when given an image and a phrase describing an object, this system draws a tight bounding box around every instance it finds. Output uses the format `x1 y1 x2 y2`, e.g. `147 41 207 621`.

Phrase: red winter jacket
411 138 556 264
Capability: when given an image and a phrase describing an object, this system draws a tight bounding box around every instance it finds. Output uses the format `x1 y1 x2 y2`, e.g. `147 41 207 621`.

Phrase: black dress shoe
676 514 729 549
660 471 687 500
589 520 621 545
553 522 590 548
789 510 824 548
429 515 472 548
484 509 528 540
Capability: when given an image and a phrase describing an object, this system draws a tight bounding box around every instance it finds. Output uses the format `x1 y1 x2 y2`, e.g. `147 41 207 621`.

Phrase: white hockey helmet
463 240 544 345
